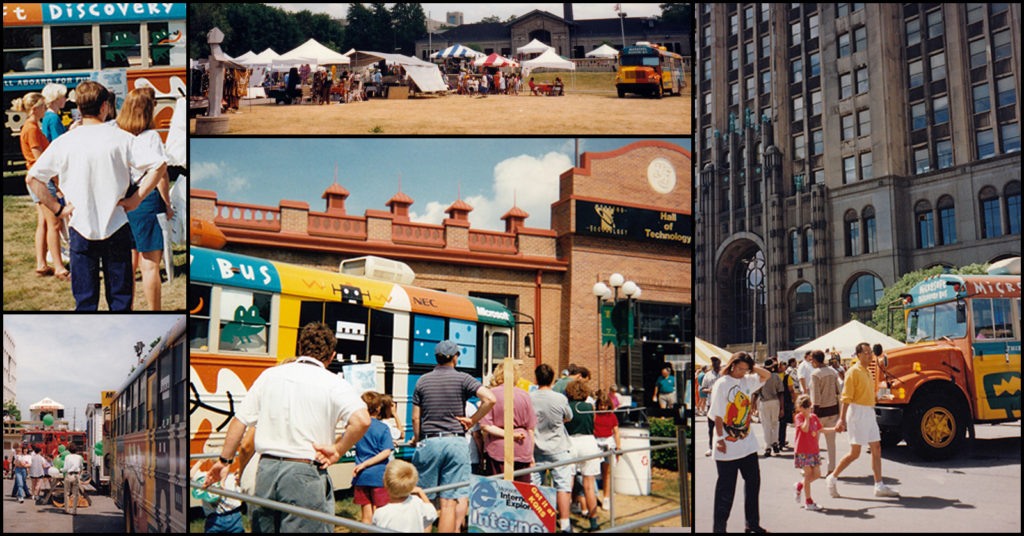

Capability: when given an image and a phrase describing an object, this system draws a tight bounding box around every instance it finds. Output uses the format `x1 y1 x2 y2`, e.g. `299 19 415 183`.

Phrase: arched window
789 229 800 264
979 186 1001 238
803 227 814 263
937 195 956 245
1005 181 1020 235
790 282 815 347
846 274 884 323
915 199 934 248
730 248 766 345
862 206 877 253
844 210 860 256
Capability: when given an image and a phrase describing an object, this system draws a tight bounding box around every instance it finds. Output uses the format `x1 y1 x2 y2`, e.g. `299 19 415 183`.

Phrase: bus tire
902 389 967 460
124 486 134 533
617 87 625 98
879 427 902 448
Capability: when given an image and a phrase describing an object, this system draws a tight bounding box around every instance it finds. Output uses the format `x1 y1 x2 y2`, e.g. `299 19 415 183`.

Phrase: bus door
482 325 512 381
970 297 1022 421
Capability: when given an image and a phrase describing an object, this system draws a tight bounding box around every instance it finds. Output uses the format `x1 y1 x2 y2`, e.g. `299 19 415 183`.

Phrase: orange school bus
874 269 1021 460
188 245 525 496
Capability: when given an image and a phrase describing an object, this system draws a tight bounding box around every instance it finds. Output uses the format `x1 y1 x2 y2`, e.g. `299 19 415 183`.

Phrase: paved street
3 477 124 533
694 416 1021 533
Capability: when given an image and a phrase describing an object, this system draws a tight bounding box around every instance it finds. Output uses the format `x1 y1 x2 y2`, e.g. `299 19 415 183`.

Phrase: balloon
54 457 64 470
43 414 54 426
58 444 67 453
94 442 103 456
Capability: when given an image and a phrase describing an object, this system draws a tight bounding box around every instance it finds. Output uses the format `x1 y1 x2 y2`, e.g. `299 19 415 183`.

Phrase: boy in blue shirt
353 391 395 525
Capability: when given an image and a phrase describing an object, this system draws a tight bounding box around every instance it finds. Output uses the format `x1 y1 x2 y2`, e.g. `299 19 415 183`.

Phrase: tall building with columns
694 3 1020 356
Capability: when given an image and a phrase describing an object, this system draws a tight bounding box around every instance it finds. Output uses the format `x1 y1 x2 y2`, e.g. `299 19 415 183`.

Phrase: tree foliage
189 4 345 59
866 263 990 342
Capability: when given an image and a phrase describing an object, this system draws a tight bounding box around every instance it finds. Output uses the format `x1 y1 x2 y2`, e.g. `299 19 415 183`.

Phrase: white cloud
409 151 571 232
191 160 249 193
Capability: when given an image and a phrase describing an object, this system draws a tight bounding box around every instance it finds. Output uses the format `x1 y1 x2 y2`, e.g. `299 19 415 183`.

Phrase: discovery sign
575 200 691 246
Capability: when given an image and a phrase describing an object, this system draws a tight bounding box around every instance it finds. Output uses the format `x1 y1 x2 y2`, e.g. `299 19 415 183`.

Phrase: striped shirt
412 365 482 437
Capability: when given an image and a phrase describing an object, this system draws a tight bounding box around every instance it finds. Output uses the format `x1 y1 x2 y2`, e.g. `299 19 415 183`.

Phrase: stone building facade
190 141 691 401
694 3 1021 356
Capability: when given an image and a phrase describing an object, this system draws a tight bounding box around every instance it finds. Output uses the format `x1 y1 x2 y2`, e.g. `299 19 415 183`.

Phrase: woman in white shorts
565 379 601 532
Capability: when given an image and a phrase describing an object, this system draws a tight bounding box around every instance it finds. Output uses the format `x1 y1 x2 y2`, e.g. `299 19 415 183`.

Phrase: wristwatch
219 455 234 465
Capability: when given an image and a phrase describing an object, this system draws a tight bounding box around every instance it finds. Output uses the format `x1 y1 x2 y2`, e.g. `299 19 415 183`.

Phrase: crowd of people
14 80 175 311
8 443 85 516
200 322 632 533
697 344 900 532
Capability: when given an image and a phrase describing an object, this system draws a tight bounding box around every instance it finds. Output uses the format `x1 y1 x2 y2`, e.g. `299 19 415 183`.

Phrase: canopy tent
270 56 316 72
278 38 350 66
522 48 576 87
585 43 620 58
233 50 257 63
346 50 447 93
209 47 248 71
695 337 730 368
431 44 485 59
473 53 518 68
241 48 280 66
792 320 904 362
517 38 553 55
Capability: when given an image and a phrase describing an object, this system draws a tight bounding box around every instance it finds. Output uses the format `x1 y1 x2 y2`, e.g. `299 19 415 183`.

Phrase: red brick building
190 140 690 402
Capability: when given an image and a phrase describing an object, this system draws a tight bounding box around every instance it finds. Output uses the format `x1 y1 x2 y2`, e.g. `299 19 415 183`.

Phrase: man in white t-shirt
708 352 772 533
797 351 815 394
27 80 166 311
62 444 85 515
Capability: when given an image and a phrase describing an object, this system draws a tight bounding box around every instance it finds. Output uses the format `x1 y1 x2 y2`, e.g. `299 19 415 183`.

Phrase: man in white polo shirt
62 443 85 515
205 322 371 532
27 80 166 311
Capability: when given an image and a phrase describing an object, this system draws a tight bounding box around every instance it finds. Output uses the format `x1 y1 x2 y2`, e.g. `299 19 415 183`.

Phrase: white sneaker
874 483 900 497
704 449 712 456
826 474 839 498
804 502 822 511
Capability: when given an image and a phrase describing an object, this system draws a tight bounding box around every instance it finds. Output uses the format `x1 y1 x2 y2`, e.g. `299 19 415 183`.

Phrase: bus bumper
875 405 903 427
616 83 655 94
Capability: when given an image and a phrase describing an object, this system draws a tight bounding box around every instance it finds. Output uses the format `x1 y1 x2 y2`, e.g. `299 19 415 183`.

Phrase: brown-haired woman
117 87 174 310
565 379 601 531
15 92 70 281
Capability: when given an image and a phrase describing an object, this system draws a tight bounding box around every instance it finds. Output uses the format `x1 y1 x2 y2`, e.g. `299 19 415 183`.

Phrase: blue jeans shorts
412 435 471 500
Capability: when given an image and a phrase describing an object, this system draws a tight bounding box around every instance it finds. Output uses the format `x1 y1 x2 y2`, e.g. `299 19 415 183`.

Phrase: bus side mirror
956 301 966 324
524 334 534 358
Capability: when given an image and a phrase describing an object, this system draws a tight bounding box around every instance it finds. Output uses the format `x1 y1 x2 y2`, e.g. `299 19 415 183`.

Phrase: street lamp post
593 273 641 409
618 12 628 49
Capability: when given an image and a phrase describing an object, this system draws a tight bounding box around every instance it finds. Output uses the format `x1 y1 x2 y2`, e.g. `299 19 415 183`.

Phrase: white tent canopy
234 50 257 63
241 48 280 67
347 50 446 93
793 320 904 361
695 337 730 368
585 43 620 58
279 38 350 66
517 38 554 55
521 48 576 80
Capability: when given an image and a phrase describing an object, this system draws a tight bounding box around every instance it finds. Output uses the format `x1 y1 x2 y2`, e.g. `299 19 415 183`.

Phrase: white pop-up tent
585 43 620 58
517 38 553 55
346 50 447 93
522 48 576 86
792 319 904 361
279 38 350 67
695 337 730 367
233 50 257 63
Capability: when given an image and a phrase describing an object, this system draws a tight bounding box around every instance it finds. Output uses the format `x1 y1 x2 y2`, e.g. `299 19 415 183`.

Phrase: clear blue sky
4 315 182 431
191 138 690 231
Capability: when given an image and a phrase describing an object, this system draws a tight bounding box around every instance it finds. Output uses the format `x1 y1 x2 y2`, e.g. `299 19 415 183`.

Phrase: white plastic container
614 426 651 495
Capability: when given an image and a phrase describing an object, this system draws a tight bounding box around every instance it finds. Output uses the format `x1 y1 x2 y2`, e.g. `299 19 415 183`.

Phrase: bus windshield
907 301 967 343
620 55 660 67
23 433 44 443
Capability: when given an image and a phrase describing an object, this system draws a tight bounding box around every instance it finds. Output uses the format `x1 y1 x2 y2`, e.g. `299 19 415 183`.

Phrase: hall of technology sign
575 200 691 245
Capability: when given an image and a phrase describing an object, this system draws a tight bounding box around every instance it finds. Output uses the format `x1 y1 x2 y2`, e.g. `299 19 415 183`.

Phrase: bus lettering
413 296 438 309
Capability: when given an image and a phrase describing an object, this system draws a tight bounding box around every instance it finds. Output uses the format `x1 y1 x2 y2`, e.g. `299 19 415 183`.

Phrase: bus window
100 23 142 68
491 332 509 360
621 55 660 67
974 298 1015 339
933 302 966 340
3 27 43 72
908 303 966 342
219 288 272 354
189 284 212 350
51 25 93 71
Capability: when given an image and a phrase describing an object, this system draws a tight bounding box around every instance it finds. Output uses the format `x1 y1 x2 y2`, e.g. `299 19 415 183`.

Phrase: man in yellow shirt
826 342 899 498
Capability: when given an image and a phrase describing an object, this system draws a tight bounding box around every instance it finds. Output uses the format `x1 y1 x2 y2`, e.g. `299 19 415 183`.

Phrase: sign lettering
575 200 691 246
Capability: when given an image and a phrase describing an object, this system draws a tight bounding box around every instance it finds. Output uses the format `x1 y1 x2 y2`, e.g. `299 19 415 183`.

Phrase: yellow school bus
615 42 684 98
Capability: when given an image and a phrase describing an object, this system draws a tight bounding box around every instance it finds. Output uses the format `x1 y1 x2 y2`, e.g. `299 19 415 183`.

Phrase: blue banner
42 3 185 24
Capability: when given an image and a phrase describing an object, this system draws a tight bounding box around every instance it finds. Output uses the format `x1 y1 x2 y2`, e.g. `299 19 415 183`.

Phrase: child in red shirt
593 391 621 508
793 394 835 510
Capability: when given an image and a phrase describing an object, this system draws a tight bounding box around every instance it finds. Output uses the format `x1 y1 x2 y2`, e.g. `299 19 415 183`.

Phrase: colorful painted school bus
3 3 186 172
874 270 1021 460
615 42 684 98
110 315 187 532
188 246 520 494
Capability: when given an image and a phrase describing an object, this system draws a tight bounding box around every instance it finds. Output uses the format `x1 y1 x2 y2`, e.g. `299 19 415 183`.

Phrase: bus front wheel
617 87 625 98
902 390 967 460
123 487 134 532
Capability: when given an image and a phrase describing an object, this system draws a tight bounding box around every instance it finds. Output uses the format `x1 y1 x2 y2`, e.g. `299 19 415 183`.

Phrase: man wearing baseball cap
410 339 496 532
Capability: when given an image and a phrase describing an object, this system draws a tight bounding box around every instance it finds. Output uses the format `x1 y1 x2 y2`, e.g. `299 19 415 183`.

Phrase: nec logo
412 296 438 308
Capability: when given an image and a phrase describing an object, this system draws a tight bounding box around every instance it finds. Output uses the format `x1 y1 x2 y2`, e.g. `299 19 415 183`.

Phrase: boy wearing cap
410 339 496 533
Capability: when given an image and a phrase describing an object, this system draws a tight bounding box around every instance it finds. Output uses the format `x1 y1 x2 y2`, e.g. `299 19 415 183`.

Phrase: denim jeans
250 457 333 533
68 224 134 311
412 436 470 500
13 467 30 498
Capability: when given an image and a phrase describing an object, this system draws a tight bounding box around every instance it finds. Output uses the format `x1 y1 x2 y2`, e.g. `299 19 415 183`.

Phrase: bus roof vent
987 256 1020 276
340 256 416 285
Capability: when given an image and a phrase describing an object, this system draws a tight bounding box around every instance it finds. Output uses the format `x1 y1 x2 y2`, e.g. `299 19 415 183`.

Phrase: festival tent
347 50 447 93
517 38 553 55
695 337 730 368
243 48 281 66
431 44 485 59
278 38 350 66
585 43 620 58
234 50 257 63
521 48 576 85
473 53 518 68
792 319 904 361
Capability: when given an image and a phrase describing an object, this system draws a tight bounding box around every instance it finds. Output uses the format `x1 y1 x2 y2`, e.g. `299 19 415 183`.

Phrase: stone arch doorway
715 236 766 347
529 29 552 46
